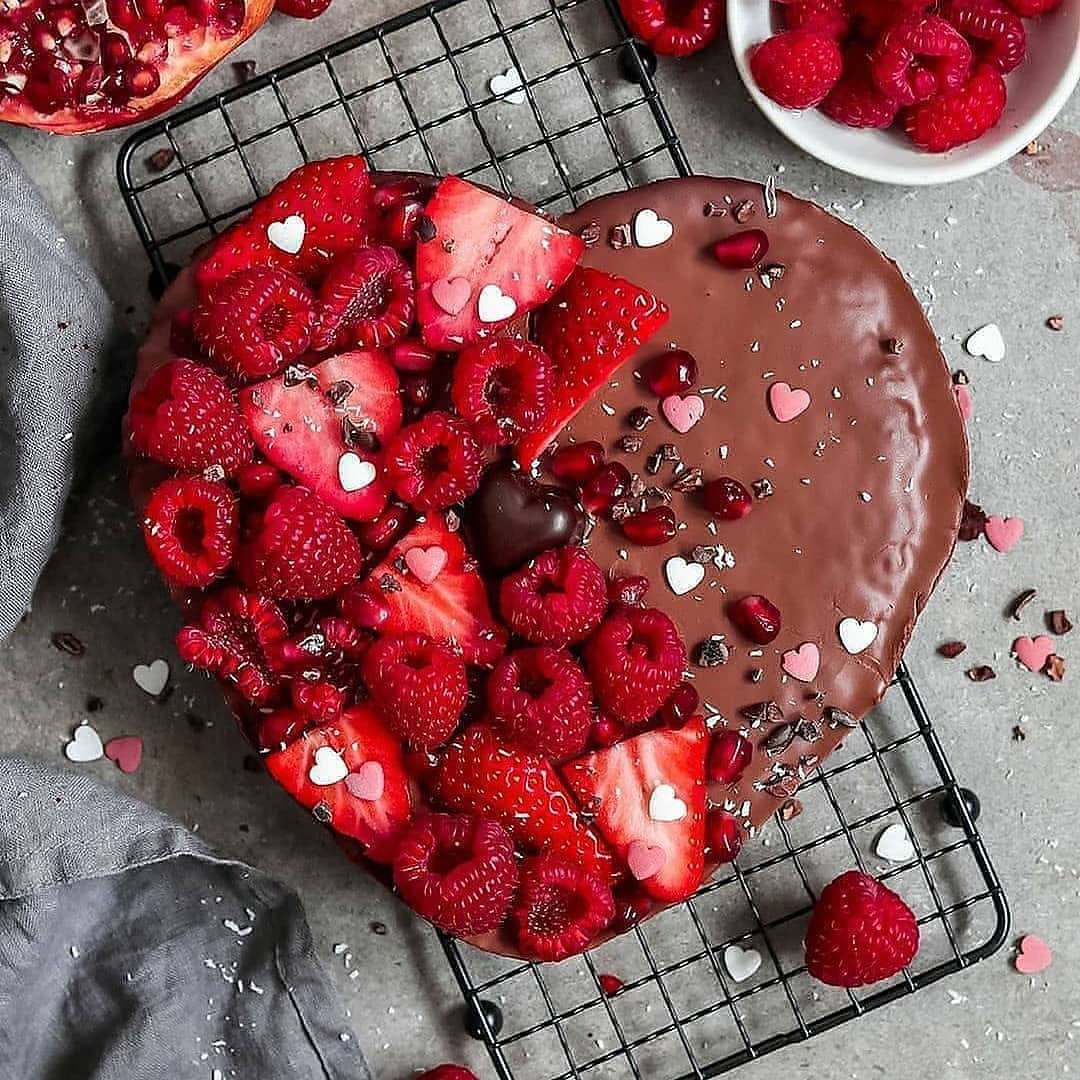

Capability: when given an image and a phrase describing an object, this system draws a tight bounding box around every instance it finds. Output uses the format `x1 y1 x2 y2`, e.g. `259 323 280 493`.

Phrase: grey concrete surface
1 3 1079 1078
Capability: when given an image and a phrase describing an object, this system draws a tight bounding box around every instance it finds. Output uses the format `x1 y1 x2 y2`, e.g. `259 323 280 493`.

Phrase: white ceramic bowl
727 0 1080 185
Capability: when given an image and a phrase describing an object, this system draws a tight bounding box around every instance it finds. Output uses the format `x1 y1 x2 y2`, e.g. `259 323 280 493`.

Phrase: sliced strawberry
517 266 670 467
264 703 413 863
415 176 584 350
238 349 402 522
194 156 375 297
365 514 507 667
433 724 618 884
560 716 709 902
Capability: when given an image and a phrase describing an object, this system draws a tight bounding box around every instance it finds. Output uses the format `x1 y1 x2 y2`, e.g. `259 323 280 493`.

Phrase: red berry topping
380 198 425 251
621 506 677 547
728 594 782 645
598 973 624 996
337 586 392 630
903 62 1006 151
193 266 315 382
591 713 627 748
548 440 605 486
362 632 468 750
510 855 616 962
585 607 687 725
312 246 415 352
401 373 433 411
852 0 931 41
607 573 651 608
488 646 593 759
451 339 553 446
1003 0 1061 13
804 870 920 987
642 349 698 396
417 1068 479 1080
750 31 843 110
256 708 313 753
391 338 438 373
659 682 699 727
706 810 743 864
872 14 972 106
235 461 282 501
499 546 608 647
611 888 653 934
386 411 483 511
581 461 631 515
617 0 723 58
703 477 753 520
128 359 254 474
357 503 413 552
711 230 770 270
780 0 853 38
708 730 754 784
821 46 902 129
393 813 519 937
236 485 363 600
940 0 1026 74
142 476 237 589
176 586 288 705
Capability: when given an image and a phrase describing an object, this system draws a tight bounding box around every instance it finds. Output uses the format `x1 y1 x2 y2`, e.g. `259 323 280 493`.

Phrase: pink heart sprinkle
781 642 820 683
626 839 667 881
954 384 973 422
404 544 448 585
1013 635 1054 673
430 277 471 316
984 515 1024 553
1015 934 1052 975
661 393 705 434
104 736 142 774
768 381 811 422
344 760 385 802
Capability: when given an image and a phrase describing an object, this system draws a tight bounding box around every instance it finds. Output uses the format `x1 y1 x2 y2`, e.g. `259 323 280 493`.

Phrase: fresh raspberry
487 647 592 759
871 14 972 106
903 63 1007 151
498 546 608 647
128 359 254 474
417 1069 478 1080
749 31 844 110
617 0 723 58
451 339 553 446
851 0 929 41
278 615 369 722
386 411 483 511
393 813 519 937
584 607 687 725
236 486 363 600
1004 0 1061 14
778 0 853 38
941 0 1026 74
142 476 237 588
804 870 920 987
176 586 288 705
822 46 902 128
312 246 415 352
362 633 468 749
510 855 616 962
193 266 315 382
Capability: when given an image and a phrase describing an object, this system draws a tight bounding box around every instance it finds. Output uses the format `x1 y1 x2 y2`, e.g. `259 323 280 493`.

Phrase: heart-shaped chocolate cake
127 158 966 963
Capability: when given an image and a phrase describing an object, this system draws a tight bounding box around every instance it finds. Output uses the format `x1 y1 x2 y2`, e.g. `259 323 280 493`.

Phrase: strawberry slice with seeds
264 703 413 864
415 176 584 350
238 349 402 522
517 266 670 467
560 716 709 902
433 724 618 884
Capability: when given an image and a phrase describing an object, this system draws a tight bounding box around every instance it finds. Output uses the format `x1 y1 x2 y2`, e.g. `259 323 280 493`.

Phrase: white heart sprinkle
838 617 878 655
132 658 170 697
875 822 915 863
338 452 377 492
266 214 306 255
648 783 688 823
723 944 762 983
633 208 674 248
477 284 517 323
964 323 1005 363
489 67 526 105
309 746 349 786
65 723 104 763
664 556 705 596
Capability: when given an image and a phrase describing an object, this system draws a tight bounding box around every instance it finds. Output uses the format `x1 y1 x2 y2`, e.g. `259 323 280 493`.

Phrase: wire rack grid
116 2 1009 1078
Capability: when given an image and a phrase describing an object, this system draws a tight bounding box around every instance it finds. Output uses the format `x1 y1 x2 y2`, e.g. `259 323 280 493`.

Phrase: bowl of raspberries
728 0 1080 183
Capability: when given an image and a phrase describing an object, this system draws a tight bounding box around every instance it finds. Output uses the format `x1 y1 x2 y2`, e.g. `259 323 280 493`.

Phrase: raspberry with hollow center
779 0 853 38
617 0 724 58
750 30 844 110
386 411 482 511
142 475 237 588
822 46 902 130
903 62 1006 152
871 14 972 106
940 0 1026 74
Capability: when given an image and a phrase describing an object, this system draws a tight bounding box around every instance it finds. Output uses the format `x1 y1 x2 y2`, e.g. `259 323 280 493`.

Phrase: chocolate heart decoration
465 461 584 575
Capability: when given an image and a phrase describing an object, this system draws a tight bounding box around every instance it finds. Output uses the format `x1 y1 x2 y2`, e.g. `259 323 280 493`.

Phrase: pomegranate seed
581 461 631 515
591 713 626 748
703 477 753 521
621 506 677 546
712 230 769 269
729 594 782 645
708 730 753 784
338 588 391 630
403 746 440 783
607 573 651 608
373 177 425 211
706 811 743 864
549 441 605 486
642 349 698 397
402 374 432 409
659 683 699 727
235 462 281 501
358 503 412 550
598 973 624 996
382 199 424 250
611 888 653 934
391 338 438 372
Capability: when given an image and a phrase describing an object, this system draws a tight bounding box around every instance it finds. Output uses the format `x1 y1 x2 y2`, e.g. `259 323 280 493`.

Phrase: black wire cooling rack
116 2 1009 1077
